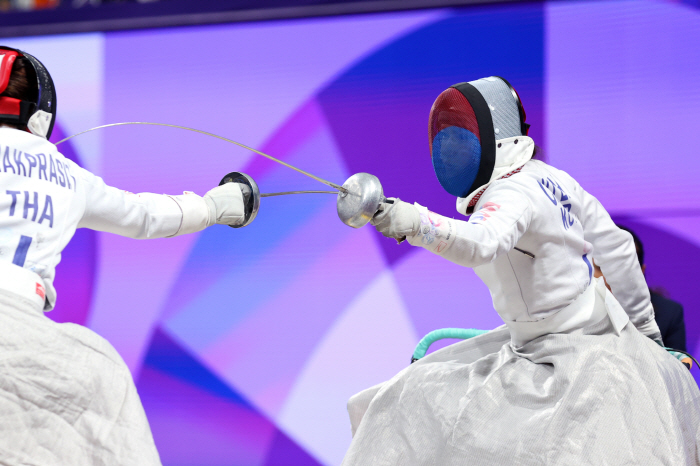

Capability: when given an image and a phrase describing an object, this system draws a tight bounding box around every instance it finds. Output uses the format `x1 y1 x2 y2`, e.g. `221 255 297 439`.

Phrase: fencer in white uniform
343 77 700 465
0 47 248 465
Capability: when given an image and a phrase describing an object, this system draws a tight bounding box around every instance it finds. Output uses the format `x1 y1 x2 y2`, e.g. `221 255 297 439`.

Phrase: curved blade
260 190 338 197
55 122 348 194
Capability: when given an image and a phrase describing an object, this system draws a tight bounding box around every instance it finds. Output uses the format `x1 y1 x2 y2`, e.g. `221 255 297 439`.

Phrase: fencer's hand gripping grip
219 172 261 228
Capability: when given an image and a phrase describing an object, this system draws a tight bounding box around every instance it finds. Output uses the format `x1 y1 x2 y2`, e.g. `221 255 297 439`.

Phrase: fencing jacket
409 136 659 342
0 127 211 310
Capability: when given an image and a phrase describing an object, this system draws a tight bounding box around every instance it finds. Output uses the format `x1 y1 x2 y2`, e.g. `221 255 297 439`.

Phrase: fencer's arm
407 182 533 268
574 180 659 338
75 163 244 239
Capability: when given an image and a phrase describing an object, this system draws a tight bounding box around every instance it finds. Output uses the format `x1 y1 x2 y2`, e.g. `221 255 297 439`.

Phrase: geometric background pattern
2 1 699 463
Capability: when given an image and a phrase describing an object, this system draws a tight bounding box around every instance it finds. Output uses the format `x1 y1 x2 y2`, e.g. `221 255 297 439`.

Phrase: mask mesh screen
429 88 482 197
469 77 521 140
429 87 479 149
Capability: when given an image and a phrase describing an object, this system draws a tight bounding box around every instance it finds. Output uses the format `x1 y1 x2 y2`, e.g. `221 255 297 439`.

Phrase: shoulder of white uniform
0 127 61 154
0 126 48 143
474 174 534 211
518 160 584 194
526 160 576 182
490 162 542 193
512 159 546 176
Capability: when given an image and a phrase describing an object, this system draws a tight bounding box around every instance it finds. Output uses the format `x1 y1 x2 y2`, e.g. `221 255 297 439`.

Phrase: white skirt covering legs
0 291 161 466
344 312 700 465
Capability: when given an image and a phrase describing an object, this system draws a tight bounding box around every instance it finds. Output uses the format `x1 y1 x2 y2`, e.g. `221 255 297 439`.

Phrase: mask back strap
0 96 35 125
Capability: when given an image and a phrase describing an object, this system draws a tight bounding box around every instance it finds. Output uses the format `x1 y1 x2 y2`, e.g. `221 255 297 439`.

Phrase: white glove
204 182 246 226
370 198 420 241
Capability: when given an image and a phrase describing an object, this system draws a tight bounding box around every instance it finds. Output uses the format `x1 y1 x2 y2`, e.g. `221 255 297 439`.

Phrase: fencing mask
429 76 529 199
0 46 57 139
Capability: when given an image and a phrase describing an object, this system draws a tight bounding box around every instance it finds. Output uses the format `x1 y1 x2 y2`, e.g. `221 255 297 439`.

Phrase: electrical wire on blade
55 122 349 194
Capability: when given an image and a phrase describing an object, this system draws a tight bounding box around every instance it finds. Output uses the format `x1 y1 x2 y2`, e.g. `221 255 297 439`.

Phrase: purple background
4 1 699 464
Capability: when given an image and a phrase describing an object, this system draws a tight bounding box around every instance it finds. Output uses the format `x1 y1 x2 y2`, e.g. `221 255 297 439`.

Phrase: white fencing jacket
0 127 212 310
409 136 659 343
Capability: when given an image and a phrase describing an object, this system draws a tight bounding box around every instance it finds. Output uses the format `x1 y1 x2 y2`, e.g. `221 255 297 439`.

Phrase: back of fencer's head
0 57 37 130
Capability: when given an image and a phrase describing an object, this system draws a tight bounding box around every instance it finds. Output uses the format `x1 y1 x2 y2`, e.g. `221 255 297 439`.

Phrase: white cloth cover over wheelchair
0 289 161 465
343 292 700 465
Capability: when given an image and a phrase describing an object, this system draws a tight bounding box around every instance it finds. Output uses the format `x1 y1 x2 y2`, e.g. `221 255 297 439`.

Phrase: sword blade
260 191 339 197
55 122 349 194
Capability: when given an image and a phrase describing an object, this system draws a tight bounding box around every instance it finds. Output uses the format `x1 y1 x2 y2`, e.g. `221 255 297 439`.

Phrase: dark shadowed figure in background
618 225 687 351
595 227 688 352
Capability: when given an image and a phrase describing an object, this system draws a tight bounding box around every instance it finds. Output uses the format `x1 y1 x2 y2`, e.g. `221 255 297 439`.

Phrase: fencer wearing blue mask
344 77 700 465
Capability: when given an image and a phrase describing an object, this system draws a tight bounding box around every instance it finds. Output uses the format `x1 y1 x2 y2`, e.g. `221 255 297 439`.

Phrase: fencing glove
370 198 420 241
204 182 246 227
